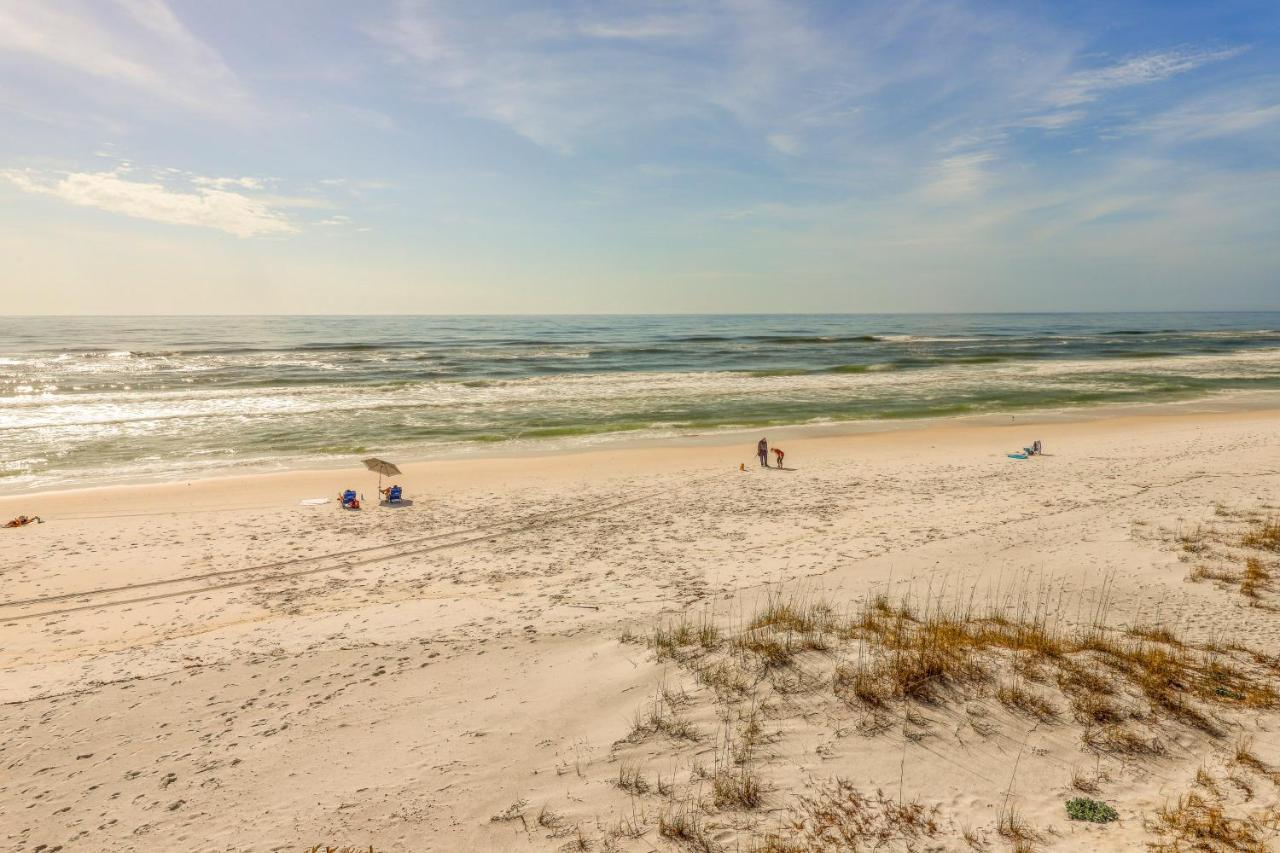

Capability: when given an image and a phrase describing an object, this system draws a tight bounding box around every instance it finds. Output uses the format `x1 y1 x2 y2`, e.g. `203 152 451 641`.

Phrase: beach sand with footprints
3 408 1280 851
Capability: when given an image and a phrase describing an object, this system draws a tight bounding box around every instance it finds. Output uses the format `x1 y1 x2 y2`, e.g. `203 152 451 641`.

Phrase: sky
1 0 1278 314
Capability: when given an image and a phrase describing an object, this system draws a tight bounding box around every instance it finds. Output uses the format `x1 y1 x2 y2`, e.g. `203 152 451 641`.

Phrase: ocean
4 313 1280 493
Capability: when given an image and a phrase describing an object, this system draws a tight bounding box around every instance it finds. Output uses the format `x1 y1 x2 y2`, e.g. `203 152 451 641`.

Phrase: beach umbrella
362 457 401 492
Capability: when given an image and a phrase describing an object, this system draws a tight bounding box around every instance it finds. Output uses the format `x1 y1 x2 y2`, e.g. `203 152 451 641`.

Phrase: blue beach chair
340 489 361 509
387 485 402 504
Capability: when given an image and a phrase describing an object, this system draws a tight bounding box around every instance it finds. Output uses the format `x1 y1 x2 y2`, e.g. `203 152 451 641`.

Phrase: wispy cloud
1136 90 1280 141
921 151 998 202
1048 46 1246 108
369 0 854 153
1015 110 1087 129
192 176 264 191
0 0 248 117
577 13 708 41
2 167 298 237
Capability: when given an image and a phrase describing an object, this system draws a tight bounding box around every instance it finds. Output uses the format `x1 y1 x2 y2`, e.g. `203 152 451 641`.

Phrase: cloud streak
369 0 861 153
1136 90 1280 141
1048 47 1247 108
2 168 298 237
0 0 248 117
921 151 998 202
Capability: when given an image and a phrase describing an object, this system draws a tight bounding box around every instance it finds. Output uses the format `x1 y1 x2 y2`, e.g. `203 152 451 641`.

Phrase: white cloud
192 175 265 191
1048 47 1246 107
2 168 298 237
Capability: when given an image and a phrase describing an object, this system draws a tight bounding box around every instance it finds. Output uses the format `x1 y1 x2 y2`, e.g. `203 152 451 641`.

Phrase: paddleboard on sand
1007 453 1028 460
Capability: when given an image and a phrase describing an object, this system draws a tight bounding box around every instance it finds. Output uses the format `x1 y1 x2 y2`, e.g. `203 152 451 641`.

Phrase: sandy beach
4 407 1280 852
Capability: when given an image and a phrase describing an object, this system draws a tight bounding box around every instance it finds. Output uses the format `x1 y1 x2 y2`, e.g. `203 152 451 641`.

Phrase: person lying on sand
5 515 42 528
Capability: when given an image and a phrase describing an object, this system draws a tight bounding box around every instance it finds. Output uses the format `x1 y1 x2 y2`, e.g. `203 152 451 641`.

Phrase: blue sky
1 0 1277 313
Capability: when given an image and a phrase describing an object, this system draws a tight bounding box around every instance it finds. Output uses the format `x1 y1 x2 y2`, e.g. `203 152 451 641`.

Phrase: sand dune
3 409 1280 851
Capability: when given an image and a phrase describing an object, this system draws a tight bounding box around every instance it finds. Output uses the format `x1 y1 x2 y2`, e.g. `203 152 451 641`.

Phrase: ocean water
4 313 1280 492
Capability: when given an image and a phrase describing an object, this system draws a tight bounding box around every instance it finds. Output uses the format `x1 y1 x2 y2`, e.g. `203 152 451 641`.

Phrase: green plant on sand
1065 796 1118 823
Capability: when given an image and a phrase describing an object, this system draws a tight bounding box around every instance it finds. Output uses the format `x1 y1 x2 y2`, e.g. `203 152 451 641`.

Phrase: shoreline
6 389 1280 504
5 399 1279 515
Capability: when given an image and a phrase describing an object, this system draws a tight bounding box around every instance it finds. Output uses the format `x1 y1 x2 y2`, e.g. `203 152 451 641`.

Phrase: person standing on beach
772 447 785 468
757 437 769 467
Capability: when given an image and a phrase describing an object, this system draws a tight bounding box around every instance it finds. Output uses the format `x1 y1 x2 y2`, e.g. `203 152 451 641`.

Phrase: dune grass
749 779 941 852
1183 512 1278 603
1146 790 1279 852
606 579 1280 852
1241 516 1280 552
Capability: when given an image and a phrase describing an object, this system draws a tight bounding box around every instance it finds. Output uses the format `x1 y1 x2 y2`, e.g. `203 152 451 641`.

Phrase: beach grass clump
1070 766 1101 794
1230 737 1280 785
653 615 698 660
697 610 722 650
996 682 1058 722
622 688 702 745
1241 516 1280 552
748 779 941 852
1082 723 1164 756
996 804 1042 852
1065 796 1118 823
1069 690 1129 726
832 659 896 708
1194 767 1219 794
1178 524 1213 554
712 761 763 810
692 657 753 699
658 802 717 852
1181 510 1277 602
1241 557 1271 601
1056 658 1117 696
1126 624 1184 646
1189 563 1241 584
1146 791 1277 852
749 590 839 635
729 591 846 668
616 760 650 795
732 628 797 670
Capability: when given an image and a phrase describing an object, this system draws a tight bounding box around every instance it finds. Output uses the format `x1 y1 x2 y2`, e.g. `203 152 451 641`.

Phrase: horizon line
5 309 1280 319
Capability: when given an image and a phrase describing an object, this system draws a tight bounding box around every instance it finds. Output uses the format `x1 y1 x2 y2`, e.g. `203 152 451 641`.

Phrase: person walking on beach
772 447 785 468
757 437 769 467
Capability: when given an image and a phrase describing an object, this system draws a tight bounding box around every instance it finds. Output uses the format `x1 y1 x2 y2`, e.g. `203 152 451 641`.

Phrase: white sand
3 408 1280 851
